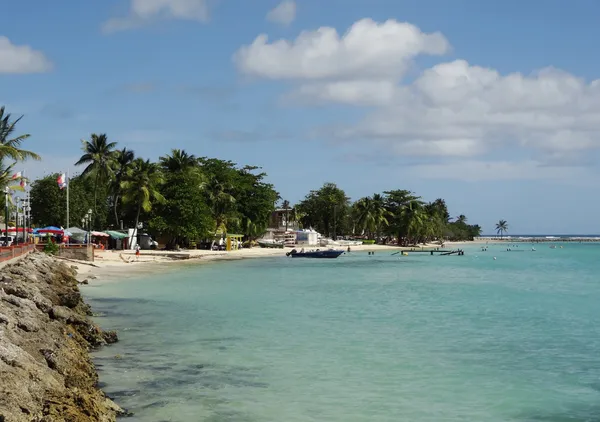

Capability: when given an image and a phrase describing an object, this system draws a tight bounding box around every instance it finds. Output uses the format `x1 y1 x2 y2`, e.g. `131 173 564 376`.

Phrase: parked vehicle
0 236 14 247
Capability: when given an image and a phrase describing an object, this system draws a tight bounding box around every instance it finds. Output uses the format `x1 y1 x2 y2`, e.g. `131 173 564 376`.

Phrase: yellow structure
226 234 244 251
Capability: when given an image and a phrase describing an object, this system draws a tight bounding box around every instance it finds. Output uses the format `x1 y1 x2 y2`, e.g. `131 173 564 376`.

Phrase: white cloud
0 36 52 74
103 0 210 33
266 0 296 26
235 18 600 166
234 18 450 80
411 160 594 182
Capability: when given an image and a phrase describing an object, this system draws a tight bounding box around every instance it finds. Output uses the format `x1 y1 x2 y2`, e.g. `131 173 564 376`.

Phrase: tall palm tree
121 159 165 240
75 134 117 219
354 194 391 239
159 149 198 173
456 214 468 224
111 148 135 227
495 219 508 239
0 106 40 162
401 200 426 244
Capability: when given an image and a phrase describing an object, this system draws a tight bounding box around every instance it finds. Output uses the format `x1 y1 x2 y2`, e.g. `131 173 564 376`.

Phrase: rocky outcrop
0 253 123 421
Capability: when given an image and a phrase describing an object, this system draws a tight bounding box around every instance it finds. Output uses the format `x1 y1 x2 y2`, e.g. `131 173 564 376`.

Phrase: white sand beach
67 241 478 283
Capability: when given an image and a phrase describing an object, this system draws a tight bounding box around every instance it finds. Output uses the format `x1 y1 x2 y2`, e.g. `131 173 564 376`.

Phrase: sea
82 242 600 422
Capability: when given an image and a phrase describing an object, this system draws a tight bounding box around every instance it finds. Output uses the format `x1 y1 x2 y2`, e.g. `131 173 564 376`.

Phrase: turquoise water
82 243 600 421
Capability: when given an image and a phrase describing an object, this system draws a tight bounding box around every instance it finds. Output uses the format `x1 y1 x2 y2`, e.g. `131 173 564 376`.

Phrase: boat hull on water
286 249 345 259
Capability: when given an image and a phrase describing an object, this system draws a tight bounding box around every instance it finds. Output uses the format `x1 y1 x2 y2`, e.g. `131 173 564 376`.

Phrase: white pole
66 170 70 230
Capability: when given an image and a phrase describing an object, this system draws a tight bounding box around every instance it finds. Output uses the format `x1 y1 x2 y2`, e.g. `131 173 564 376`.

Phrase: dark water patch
197 336 243 343
139 400 170 409
106 389 141 398
204 408 257 422
139 376 197 390
89 297 158 305
517 404 600 421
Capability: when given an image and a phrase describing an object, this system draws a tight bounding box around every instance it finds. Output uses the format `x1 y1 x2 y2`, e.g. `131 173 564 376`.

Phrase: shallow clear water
83 243 600 421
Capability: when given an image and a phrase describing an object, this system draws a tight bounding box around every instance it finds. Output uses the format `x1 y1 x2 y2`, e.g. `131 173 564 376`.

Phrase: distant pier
475 237 600 243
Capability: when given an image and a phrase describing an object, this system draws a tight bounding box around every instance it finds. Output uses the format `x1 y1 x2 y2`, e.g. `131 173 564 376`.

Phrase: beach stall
66 227 87 244
90 231 110 249
38 226 68 243
106 230 128 250
226 234 244 251
295 229 319 246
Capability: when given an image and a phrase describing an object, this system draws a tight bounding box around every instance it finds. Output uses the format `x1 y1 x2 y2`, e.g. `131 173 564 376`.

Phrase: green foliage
294 187 481 245
0 106 40 162
495 220 508 238
296 183 350 238
362 239 376 245
148 170 213 248
30 173 107 228
43 238 59 255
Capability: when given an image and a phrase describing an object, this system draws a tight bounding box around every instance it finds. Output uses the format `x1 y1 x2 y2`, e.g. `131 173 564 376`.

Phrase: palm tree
0 162 25 195
456 215 467 224
401 200 426 244
159 149 198 173
495 220 508 239
204 176 236 245
120 159 165 240
111 148 135 227
0 106 40 162
354 194 391 239
75 134 117 219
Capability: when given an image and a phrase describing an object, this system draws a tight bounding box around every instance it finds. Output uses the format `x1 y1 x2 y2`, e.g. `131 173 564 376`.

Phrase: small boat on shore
258 240 284 249
286 248 344 259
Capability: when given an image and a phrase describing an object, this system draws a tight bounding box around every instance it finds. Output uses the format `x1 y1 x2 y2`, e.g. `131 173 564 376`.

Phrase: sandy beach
67 241 480 283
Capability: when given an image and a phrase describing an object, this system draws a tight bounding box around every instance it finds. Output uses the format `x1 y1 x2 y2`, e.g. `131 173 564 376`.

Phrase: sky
1 0 600 235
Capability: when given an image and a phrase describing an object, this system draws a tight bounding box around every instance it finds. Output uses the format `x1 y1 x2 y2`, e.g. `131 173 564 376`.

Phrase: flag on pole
57 173 67 189
11 171 22 180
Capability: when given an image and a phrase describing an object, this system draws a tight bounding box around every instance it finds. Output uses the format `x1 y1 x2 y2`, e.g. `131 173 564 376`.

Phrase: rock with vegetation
0 253 123 421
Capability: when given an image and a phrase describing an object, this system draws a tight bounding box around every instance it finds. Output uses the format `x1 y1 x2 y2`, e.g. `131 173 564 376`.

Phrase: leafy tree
148 170 213 248
199 158 238 236
30 174 97 228
121 159 165 238
75 133 117 224
383 190 421 243
496 219 508 239
233 166 278 239
296 183 350 238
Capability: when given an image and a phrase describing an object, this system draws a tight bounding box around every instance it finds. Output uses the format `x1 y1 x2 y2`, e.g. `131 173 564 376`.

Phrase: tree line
1 106 484 247
30 134 280 248
293 183 482 244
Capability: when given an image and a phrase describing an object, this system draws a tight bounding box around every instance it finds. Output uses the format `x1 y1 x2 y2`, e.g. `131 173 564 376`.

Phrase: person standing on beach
135 244 140 261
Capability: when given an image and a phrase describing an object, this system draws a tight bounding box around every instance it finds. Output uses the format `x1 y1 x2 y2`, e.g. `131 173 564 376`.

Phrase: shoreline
73 241 484 283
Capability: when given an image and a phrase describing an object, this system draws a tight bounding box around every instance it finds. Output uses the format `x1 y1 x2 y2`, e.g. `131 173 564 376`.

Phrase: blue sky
2 0 600 234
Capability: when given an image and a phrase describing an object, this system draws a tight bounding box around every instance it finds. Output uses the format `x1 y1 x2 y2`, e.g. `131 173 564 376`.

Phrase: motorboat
286 248 345 258
258 239 284 249
287 249 344 258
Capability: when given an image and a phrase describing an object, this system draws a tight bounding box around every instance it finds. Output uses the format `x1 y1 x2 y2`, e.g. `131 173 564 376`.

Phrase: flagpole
66 170 70 230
